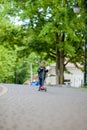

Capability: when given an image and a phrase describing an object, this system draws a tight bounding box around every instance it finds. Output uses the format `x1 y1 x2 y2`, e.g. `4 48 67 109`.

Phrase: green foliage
0 0 85 84
81 85 87 88
0 46 17 82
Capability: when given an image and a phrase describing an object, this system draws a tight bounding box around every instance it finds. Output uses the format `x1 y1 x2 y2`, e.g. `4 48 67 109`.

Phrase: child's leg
39 78 43 87
38 78 42 91
42 79 45 86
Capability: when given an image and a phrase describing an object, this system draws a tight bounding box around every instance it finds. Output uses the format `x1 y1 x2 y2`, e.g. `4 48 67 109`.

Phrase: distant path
0 84 87 130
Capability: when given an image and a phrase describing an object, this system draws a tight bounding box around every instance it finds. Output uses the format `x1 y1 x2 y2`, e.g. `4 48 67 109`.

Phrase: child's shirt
37 67 48 79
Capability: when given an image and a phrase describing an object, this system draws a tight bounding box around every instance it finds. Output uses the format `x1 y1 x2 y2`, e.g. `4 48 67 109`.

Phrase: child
37 61 48 90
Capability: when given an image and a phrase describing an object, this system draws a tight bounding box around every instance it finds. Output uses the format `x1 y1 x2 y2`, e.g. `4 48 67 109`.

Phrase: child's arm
45 69 48 72
37 67 43 73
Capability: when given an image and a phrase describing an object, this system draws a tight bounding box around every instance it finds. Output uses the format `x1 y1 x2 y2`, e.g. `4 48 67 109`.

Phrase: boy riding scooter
37 61 48 91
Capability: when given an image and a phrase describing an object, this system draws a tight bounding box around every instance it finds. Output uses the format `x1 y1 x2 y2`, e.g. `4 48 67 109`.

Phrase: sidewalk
0 85 8 96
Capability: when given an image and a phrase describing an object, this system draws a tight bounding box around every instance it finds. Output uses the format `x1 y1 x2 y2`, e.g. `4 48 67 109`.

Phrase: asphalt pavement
0 84 87 130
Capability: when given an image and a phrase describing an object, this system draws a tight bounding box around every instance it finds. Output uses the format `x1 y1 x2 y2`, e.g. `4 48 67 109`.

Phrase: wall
46 64 83 87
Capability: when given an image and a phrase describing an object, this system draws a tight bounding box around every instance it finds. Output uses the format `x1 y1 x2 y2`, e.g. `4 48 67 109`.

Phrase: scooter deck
38 86 47 92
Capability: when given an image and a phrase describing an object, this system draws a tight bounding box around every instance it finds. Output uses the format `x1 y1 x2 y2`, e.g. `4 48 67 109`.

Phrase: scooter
38 86 47 92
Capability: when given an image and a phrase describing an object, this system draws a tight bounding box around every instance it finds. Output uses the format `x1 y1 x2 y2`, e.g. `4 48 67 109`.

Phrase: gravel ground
0 84 87 130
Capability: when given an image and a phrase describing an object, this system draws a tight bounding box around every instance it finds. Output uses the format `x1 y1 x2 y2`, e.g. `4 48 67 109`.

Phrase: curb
0 86 8 96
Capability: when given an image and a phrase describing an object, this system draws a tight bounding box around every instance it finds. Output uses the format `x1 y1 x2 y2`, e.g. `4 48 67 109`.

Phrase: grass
81 85 87 88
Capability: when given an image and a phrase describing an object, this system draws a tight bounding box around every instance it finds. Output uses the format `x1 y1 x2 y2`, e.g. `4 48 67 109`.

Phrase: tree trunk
56 44 60 84
56 48 64 85
60 50 64 84
60 33 65 84
55 33 65 85
55 33 60 85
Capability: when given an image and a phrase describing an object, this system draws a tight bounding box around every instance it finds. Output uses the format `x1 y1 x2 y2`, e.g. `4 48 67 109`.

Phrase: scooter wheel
45 88 47 92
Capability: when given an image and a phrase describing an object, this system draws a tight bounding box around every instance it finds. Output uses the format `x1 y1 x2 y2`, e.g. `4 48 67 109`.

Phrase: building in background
46 63 83 87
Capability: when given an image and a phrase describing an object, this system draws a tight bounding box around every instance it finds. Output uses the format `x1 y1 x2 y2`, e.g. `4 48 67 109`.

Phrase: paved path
0 84 87 130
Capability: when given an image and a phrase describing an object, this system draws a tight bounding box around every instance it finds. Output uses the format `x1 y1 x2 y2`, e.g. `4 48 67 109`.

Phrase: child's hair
41 60 46 64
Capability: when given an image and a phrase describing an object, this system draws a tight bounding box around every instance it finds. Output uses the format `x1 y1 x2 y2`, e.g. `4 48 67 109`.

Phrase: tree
16 0 84 84
0 3 34 83
0 45 17 83
0 0 84 84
